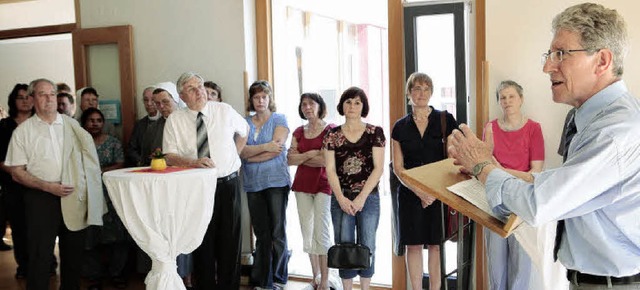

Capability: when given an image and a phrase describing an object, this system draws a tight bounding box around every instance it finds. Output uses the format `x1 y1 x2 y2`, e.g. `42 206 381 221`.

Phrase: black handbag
327 243 371 269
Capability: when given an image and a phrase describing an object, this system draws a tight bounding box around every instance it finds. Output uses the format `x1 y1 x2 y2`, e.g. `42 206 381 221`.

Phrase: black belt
217 171 238 183
567 269 640 286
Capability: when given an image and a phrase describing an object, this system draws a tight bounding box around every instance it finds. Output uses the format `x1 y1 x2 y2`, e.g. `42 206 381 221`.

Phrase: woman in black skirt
391 72 458 290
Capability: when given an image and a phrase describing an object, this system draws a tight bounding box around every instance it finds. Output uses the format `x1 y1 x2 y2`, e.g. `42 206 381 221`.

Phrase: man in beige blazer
5 78 104 290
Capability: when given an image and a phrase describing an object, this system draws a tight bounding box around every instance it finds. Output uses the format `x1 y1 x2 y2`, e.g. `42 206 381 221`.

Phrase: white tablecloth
103 167 217 290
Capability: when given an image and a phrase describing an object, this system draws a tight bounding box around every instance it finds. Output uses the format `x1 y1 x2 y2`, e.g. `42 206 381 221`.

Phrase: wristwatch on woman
471 161 492 178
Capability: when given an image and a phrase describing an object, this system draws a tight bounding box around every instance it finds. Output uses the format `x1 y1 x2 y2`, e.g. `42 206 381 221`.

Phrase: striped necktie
196 112 210 158
554 114 577 261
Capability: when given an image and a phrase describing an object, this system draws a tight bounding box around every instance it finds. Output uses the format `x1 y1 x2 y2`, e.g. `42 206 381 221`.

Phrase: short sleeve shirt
290 124 336 195
163 101 248 177
5 114 65 182
391 109 458 169
489 119 545 171
323 124 385 198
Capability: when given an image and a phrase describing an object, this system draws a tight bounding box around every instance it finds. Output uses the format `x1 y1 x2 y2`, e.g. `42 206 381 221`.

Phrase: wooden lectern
400 158 521 238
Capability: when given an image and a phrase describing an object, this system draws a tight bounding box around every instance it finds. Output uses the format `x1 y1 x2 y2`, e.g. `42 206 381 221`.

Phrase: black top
391 108 458 245
0 117 18 186
126 116 165 167
391 108 458 169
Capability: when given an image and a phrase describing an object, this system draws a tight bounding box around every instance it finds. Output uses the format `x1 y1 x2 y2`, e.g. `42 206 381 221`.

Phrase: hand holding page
400 158 521 237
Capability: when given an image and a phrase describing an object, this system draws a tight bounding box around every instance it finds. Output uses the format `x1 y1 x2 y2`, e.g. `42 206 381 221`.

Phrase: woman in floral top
323 87 385 290
81 108 129 289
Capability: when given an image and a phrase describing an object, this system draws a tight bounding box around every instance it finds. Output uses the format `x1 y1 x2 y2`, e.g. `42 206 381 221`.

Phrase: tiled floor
0 231 314 290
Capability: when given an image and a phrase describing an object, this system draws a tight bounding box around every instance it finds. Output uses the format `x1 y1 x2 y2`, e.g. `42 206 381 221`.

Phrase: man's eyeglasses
541 48 600 64
410 86 431 94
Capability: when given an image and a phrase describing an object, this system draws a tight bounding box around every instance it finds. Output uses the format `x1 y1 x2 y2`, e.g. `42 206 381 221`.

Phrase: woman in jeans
287 93 335 290
240 80 291 290
323 87 385 290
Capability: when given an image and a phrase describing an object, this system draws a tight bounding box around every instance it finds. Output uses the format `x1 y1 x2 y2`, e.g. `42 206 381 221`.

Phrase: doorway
404 2 468 123
403 2 472 289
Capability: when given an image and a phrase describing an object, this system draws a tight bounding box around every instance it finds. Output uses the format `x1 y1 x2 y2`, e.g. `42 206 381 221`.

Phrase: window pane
416 14 458 119
272 1 391 286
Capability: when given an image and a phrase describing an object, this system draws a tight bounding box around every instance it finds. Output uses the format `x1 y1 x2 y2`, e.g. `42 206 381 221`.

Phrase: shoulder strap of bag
440 110 448 158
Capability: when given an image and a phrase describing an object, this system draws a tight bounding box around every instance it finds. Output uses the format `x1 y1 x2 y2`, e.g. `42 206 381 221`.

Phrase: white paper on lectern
446 178 569 290
446 178 497 219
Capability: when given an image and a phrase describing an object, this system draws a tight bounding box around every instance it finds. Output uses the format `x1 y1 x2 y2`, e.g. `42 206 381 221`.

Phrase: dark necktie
562 113 577 162
196 112 210 158
554 115 577 261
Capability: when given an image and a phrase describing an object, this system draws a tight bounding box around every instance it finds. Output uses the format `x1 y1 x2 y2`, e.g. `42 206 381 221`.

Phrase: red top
488 119 545 171
291 124 335 195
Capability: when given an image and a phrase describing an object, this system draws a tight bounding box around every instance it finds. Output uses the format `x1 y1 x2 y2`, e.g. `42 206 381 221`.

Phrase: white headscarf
154 82 186 109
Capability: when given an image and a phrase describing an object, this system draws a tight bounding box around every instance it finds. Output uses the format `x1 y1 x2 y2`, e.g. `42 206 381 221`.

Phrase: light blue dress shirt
485 80 640 277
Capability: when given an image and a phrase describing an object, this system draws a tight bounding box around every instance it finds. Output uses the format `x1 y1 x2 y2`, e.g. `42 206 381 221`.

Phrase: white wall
0 34 75 108
79 0 255 117
486 0 640 169
0 0 74 30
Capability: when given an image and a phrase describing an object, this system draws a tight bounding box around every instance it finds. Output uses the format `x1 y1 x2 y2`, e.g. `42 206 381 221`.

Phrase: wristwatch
471 161 492 178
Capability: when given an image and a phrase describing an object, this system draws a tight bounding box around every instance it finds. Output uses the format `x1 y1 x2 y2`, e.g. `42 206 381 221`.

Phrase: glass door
404 2 472 289
404 2 467 123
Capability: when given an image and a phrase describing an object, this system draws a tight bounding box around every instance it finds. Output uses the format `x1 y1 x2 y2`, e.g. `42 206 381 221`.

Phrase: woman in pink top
484 80 544 290
287 93 335 290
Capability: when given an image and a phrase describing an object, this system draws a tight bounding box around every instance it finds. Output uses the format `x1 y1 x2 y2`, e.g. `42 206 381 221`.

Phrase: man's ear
594 48 614 76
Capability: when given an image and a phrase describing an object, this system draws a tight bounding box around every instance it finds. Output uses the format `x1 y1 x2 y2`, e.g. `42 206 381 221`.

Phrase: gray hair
496 80 523 102
176 72 205 94
552 3 628 77
28 78 56 96
142 86 156 95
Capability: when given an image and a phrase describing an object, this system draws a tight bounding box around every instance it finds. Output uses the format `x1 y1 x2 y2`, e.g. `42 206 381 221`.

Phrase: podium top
400 158 521 238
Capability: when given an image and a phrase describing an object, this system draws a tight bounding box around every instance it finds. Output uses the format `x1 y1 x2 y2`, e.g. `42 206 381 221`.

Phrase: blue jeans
247 186 290 288
331 192 380 279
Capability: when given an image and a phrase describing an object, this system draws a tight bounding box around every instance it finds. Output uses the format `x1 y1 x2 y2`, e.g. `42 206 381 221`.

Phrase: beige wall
0 0 75 111
78 0 257 252
486 0 640 169
0 34 75 108
79 0 256 117
0 0 74 30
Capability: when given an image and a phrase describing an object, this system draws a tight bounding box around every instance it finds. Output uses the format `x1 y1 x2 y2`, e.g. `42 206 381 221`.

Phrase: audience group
0 67 402 290
4 5 633 287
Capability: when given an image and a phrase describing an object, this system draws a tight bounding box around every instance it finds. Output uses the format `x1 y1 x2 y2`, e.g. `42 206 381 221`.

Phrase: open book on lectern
400 158 522 238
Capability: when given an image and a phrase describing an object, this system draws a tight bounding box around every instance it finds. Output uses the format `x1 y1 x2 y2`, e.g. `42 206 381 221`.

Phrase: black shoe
0 242 12 251
87 281 102 290
15 271 26 279
111 276 127 289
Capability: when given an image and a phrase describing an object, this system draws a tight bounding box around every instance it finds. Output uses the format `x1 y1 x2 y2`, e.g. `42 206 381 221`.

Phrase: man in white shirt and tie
163 72 249 290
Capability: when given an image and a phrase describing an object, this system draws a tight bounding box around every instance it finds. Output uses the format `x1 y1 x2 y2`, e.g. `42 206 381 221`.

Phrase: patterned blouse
323 123 385 199
97 135 124 168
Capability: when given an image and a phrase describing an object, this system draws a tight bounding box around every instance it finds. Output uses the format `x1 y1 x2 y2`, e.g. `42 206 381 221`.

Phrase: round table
103 167 217 290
